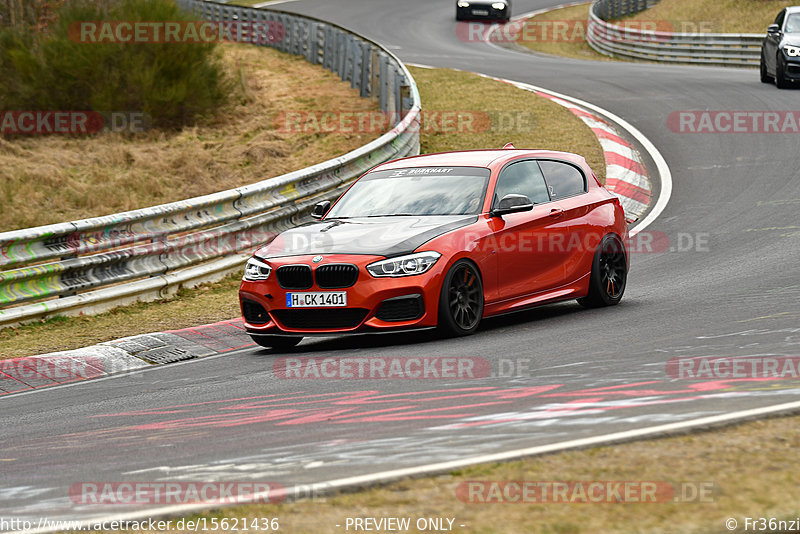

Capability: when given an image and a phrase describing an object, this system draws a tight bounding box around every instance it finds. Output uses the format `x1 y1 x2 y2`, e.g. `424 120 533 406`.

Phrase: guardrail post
385 64 396 121
370 48 380 100
306 22 317 63
294 19 305 56
286 16 295 54
394 71 403 118
378 54 388 113
400 83 412 115
352 40 362 92
344 35 354 85
359 43 370 97
322 26 334 70
337 32 347 80
236 7 246 43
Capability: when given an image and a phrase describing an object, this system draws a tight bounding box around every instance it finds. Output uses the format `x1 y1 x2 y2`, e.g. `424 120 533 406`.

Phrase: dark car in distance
456 0 510 21
761 6 800 88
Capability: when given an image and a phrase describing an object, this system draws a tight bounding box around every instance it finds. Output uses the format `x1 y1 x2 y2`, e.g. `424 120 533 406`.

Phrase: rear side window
493 160 550 206
539 160 586 199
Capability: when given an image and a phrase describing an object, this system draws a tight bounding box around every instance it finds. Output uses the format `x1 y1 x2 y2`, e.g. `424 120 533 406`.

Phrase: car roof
372 148 589 172
786 6 800 13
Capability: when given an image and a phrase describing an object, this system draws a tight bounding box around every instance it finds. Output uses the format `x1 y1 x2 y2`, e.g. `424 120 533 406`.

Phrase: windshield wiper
360 213 420 218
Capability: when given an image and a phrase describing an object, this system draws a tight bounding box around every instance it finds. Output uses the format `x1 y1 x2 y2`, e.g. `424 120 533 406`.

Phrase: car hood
256 215 478 259
782 35 800 46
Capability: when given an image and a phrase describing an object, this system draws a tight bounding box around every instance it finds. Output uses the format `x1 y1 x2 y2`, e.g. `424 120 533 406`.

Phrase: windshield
326 166 491 218
786 13 800 33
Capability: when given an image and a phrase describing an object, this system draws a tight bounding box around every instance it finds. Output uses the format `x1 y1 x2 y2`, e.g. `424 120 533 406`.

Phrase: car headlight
367 252 442 278
784 45 800 57
457 0 470 7
491 2 506 8
243 257 272 281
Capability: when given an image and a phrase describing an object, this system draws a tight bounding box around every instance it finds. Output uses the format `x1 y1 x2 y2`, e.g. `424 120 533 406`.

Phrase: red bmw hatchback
239 147 629 348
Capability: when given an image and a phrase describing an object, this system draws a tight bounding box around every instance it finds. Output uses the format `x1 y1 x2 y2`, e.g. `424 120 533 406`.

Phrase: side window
539 160 586 200
776 9 786 28
493 161 550 206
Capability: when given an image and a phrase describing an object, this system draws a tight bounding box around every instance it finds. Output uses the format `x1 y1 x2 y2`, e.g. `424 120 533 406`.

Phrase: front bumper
457 5 508 20
782 54 800 80
239 254 445 336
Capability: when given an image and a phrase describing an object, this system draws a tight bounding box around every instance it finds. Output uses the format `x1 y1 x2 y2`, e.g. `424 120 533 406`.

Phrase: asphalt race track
2 0 800 524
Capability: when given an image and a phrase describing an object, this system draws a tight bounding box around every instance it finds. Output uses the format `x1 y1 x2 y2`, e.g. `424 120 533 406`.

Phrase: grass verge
515 0 785 64
411 66 605 177
612 0 791 34
0 65 605 358
514 3 618 62
79 412 800 533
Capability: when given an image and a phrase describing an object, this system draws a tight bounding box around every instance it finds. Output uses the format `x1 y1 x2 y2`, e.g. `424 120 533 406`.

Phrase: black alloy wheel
578 234 628 308
439 259 484 336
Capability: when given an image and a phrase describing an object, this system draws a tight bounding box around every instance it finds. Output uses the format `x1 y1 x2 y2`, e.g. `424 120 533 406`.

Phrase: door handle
549 208 564 218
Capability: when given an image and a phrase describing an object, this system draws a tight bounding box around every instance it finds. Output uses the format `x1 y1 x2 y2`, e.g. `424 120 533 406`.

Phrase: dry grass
515 3 618 62
78 413 800 533
0 66 604 359
516 0 787 63
409 66 606 181
614 0 793 34
0 43 383 232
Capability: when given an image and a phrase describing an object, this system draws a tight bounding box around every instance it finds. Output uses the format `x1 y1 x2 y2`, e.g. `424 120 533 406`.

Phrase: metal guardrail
0 0 421 328
587 0 763 67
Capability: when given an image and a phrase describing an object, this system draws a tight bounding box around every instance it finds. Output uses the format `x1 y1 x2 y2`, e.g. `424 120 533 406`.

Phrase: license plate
286 292 347 308
472 9 489 15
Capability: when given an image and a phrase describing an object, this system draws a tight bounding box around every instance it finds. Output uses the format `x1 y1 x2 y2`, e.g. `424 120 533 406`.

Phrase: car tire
250 335 303 350
761 51 773 83
776 53 791 88
577 234 627 308
438 259 484 336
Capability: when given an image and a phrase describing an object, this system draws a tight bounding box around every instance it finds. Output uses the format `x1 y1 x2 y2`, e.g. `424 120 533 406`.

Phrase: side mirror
492 194 533 217
311 200 331 219
768 24 781 34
